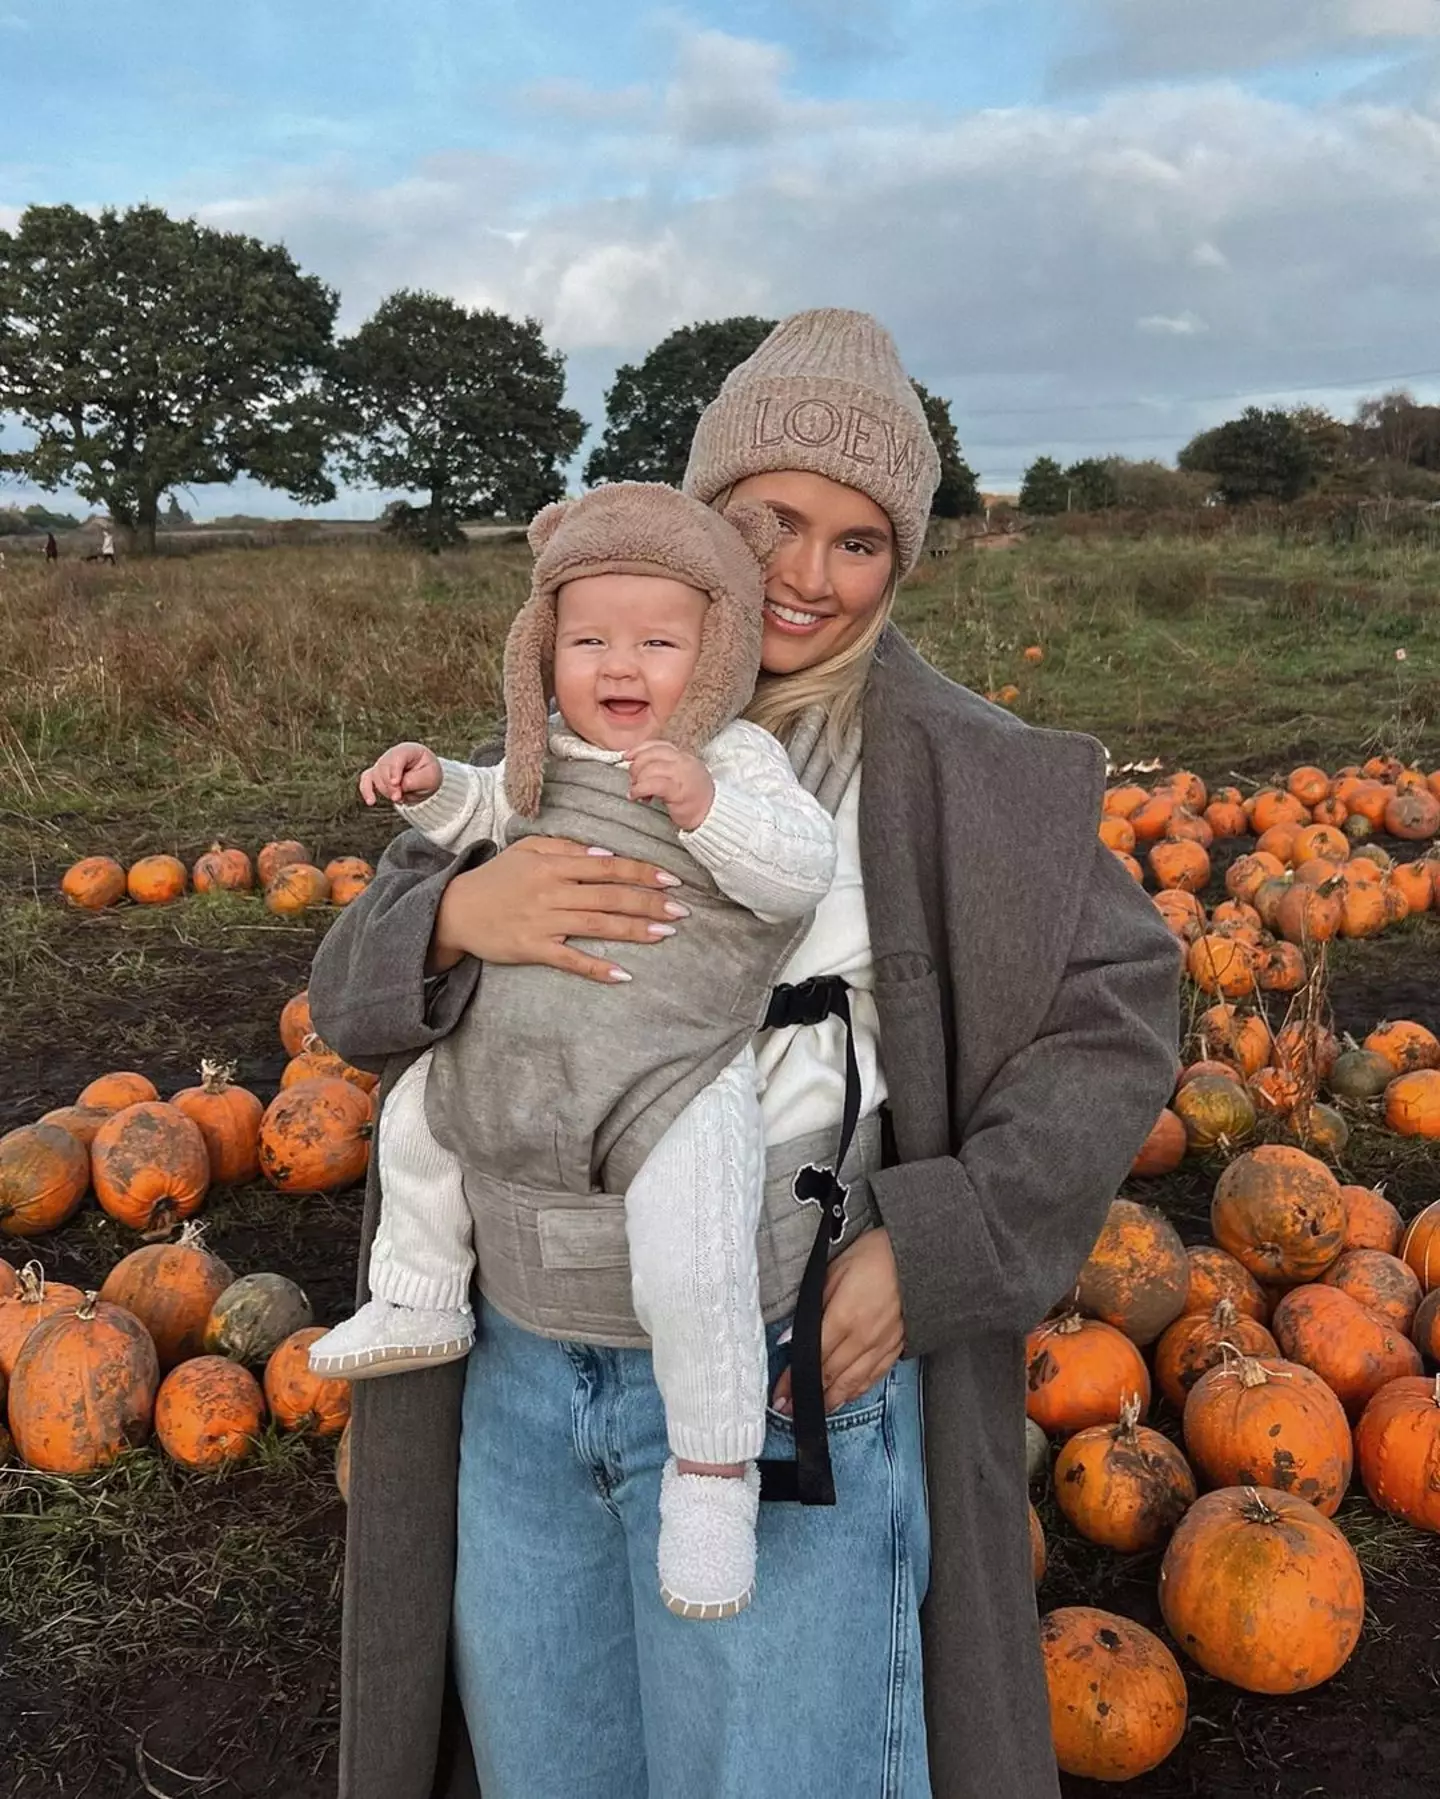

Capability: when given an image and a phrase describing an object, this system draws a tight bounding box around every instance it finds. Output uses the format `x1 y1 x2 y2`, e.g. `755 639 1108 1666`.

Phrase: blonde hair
710 483 898 753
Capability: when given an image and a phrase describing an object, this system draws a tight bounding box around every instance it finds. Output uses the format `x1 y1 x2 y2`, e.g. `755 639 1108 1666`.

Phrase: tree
1351 390 1440 472
585 317 776 487
1019 456 1068 515
0 204 338 552
1063 458 1119 512
913 382 981 517
160 495 194 529
335 292 584 550
1178 407 1315 504
1287 405 1348 479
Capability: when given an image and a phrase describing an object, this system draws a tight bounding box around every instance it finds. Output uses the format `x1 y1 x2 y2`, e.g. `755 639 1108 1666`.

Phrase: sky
3 0 1440 515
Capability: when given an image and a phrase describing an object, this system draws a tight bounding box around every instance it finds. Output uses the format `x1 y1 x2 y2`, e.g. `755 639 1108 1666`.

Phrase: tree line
0 205 981 552
1019 395 1440 516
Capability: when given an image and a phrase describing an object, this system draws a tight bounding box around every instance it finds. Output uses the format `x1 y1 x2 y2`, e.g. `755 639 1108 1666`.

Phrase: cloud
1138 312 1208 336
1056 0 1440 86
521 77 651 124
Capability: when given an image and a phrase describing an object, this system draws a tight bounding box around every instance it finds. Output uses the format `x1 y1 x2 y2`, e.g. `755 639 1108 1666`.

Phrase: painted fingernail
608 967 632 982
647 923 676 938
587 846 615 857
654 871 682 886
662 900 690 919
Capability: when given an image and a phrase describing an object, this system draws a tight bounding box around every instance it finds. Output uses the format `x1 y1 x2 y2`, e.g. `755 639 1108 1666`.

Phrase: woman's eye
841 539 873 556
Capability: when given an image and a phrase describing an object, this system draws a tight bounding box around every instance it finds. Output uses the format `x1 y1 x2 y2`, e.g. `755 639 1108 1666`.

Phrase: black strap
757 977 861 1507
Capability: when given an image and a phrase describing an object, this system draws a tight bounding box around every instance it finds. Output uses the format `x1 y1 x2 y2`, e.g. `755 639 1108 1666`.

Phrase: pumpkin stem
199 1059 236 1094
177 1219 210 1251
1240 1486 1282 1525
300 1030 328 1055
16 1261 45 1303
1211 1297 1239 1329
76 1291 99 1321
1047 1311 1085 1337
1116 1391 1142 1435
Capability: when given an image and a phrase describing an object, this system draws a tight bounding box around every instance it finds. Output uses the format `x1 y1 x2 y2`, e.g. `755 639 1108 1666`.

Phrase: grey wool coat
307 628 1182 1799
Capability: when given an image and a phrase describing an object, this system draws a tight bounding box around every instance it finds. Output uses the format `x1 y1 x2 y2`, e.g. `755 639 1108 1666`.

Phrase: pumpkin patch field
3 529 1440 1797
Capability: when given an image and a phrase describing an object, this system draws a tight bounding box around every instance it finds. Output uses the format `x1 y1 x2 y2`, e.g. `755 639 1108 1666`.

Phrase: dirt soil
3 834 1439 1798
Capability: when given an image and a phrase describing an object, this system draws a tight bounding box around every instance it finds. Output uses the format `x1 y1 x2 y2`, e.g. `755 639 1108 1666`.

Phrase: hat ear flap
502 593 556 818
720 498 781 568
662 590 763 759
527 501 570 556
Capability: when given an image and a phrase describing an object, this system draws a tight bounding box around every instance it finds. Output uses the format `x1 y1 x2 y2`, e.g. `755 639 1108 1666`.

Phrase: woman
309 309 1181 1799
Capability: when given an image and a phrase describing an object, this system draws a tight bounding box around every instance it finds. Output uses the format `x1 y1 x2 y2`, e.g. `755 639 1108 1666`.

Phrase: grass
3 525 1440 1796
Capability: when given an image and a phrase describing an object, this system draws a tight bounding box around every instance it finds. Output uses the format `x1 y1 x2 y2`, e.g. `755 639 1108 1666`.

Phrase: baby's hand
625 740 715 832
360 742 443 807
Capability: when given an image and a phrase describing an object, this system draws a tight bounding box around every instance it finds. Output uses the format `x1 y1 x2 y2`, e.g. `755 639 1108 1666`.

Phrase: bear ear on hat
720 498 782 568
527 501 571 555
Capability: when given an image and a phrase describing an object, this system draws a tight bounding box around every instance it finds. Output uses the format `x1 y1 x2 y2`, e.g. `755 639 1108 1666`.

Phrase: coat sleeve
306 827 493 1075
869 841 1182 1356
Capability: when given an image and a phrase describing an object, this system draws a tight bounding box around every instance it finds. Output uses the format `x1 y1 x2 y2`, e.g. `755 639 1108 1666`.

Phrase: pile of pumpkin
1133 1007 1440 1173
60 839 374 919
0 1231 351 1493
1027 1152 1440 1783
0 996 373 1240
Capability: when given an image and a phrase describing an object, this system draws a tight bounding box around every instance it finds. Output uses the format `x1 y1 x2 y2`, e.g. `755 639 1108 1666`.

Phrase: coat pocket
536 1203 631 1271
872 955 952 1161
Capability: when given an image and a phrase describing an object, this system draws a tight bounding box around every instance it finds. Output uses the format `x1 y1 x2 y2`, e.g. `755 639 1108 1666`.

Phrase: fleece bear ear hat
502 481 781 818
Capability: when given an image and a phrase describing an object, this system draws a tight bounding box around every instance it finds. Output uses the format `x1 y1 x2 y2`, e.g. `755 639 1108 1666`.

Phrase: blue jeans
453 1299 931 1799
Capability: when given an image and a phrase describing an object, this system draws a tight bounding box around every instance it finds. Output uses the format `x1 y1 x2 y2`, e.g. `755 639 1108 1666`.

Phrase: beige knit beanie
502 481 780 817
682 308 941 576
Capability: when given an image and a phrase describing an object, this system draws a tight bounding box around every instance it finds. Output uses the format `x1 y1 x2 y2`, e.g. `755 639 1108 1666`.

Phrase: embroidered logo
793 1163 849 1244
750 395 924 490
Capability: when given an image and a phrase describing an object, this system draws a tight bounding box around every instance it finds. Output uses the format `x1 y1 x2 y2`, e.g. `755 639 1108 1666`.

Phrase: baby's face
552 573 708 751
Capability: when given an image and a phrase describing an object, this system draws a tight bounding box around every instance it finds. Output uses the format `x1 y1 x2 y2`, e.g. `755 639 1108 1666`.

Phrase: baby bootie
307 1297 474 1381
657 1458 761 1620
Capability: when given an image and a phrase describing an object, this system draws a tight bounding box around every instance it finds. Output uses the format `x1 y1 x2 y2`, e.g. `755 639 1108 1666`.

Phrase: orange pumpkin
324 856 375 906
258 1078 372 1194
263 1326 353 1437
1159 1485 1363 1692
79 1071 159 1112
38 1104 111 1147
279 988 313 1058
1389 859 1433 913
1275 880 1342 946
264 862 331 915
1364 1019 1440 1075
1153 889 1206 943
1182 1354 1352 1517
0 1259 16 1300
1248 1064 1302 1118
1204 799 1248 838
1251 789 1310 835
1173 1074 1257 1151
1076 1199 1189 1346
280 1034 379 1096
1251 874 1293 931
1210 1145 1346 1284
1255 941 1307 994
1113 850 1143 883
191 842 254 893
1184 1245 1270 1323
1385 1069 1440 1139
1292 824 1347 865
1104 785 1150 819
0 1264 86 1378
1154 1300 1279 1412
8 1293 159 1473
1337 879 1387 939
1196 1004 1272 1075
1129 1108 1187 1177
153 1354 266 1469
1354 1374 1440 1532
1384 790 1440 841
1025 1313 1152 1436
1225 851 1285 903
1211 898 1262 935
1274 1021 1339 1082
1040 1608 1187 1783
1311 796 1348 828
1409 1290 1440 1363
1186 934 1255 998
1342 853 1384 884
1348 781 1394 828
1177 1059 1249 1088
60 855 127 910
1321 1248 1422 1334
171 1060 263 1184
0 1122 90 1237
1401 1200 1440 1292
90 1101 210 1233
203 1270 313 1364
1129 794 1176 843
1340 1185 1403 1255
1053 1394 1197 1551
126 853 188 905
1271 1283 1423 1420
97 1221 235 1369
1287 766 1332 807
1149 839 1211 893
257 839 311 884
1099 815 1137 853
1029 1502 1046 1583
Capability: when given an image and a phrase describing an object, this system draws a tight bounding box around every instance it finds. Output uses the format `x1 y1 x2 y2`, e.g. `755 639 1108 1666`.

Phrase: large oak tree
0 204 338 551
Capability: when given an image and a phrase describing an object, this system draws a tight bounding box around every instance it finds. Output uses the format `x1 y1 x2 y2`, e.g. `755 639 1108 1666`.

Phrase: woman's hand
428 836 690 983
770 1227 907 1417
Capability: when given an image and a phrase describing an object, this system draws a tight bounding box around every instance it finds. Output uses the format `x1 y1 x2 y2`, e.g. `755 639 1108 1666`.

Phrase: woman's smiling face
726 470 897 676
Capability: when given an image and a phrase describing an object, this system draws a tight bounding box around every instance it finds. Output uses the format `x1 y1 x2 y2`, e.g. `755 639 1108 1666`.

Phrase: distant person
45 532 59 562
100 528 116 564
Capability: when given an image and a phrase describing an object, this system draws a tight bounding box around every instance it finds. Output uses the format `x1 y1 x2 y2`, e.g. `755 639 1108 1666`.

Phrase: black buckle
764 975 846 1032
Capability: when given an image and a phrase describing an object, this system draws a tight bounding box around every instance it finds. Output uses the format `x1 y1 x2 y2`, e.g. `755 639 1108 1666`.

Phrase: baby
309 483 837 1619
